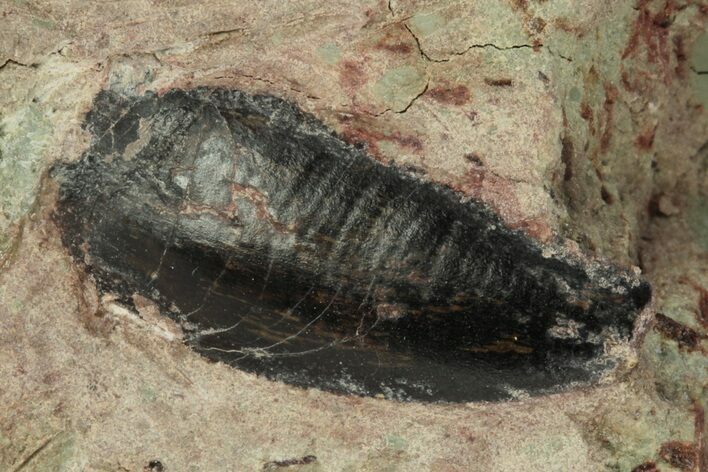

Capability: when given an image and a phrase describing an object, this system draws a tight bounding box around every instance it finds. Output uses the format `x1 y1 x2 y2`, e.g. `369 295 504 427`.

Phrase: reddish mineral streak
631 462 659 472
427 85 470 106
678 277 708 329
635 125 657 150
600 83 618 154
554 17 587 37
580 102 593 122
622 0 677 85
560 136 574 181
464 152 484 166
673 35 688 78
693 402 706 472
659 441 698 471
341 121 424 158
653 313 704 352
375 39 413 54
339 60 366 90
484 78 513 87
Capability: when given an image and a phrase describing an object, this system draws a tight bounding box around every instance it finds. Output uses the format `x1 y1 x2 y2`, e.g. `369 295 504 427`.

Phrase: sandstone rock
0 0 705 470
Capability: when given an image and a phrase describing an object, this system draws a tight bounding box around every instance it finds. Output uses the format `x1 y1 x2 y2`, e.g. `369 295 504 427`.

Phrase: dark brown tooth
51 88 651 402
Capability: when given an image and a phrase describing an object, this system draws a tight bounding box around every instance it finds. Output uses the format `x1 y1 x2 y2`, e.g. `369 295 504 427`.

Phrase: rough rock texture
0 0 706 470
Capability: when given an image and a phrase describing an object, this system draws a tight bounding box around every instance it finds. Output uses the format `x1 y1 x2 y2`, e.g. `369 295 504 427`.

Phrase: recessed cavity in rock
52 88 651 402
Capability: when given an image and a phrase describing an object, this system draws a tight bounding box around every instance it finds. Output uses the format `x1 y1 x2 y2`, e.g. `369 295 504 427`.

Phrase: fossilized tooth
52 88 651 402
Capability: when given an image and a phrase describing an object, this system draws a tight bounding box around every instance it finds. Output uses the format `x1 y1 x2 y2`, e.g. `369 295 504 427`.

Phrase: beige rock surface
0 0 706 470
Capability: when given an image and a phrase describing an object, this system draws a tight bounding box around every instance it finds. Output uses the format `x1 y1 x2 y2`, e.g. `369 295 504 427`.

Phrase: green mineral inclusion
317 42 342 65
373 66 426 111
